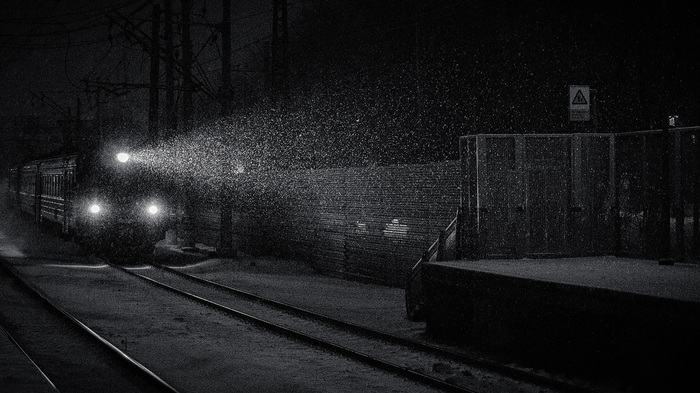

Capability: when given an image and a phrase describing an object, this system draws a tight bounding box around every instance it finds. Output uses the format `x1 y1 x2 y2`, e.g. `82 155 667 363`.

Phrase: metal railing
405 207 462 321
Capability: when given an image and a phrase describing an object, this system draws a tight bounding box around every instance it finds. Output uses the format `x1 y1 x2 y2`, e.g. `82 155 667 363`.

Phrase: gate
460 134 615 259
525 136 571 256
476 135 521 258
615 127 700 260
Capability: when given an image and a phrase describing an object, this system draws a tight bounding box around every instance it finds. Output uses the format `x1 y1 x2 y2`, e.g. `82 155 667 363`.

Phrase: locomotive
7 146 175 259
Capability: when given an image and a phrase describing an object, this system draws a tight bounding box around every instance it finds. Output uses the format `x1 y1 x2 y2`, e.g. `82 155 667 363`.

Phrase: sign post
569 85 590 122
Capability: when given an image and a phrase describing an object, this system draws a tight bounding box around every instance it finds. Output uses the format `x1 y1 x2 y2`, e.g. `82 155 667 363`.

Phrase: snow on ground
157 250 427 339
0 181 446 392
436 256 700 302
10 262 442 393
1 179 618 392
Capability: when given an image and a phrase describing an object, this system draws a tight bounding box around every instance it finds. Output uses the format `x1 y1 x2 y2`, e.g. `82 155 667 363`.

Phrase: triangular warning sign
572 89 588 105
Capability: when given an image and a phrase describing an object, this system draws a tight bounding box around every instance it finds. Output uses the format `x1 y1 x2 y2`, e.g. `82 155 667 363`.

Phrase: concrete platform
422 257 700 392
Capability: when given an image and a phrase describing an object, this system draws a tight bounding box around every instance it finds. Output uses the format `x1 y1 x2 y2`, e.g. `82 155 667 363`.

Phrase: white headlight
147 205 159 215
89 204 101 214
116 152 130 163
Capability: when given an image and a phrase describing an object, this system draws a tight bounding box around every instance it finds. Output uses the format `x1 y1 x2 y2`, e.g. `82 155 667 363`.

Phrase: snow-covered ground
0 180 482 392
436 256 700 302
0 179 624 392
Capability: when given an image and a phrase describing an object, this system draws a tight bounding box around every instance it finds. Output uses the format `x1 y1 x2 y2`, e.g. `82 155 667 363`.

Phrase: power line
0 0 142 25
0 2 150 58
0 37 111 50
1 19 113 38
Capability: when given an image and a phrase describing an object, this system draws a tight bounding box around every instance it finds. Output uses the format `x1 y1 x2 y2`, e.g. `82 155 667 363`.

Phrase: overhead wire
2 1 157 119
0 0 142 25
0 0 146 51
6 0 418 124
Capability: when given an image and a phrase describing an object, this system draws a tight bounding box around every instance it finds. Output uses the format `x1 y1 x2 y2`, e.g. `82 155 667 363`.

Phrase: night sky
1 0 699 171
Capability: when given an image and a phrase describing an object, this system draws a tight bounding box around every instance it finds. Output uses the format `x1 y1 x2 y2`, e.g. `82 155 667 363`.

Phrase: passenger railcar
7 148 175 259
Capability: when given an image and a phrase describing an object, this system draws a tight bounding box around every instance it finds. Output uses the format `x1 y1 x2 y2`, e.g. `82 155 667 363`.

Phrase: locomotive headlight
88 204 101 214
147 204 159 215
116 152 130 163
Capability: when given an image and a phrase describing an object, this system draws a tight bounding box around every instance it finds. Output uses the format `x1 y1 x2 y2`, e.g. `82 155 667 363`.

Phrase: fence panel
616 127 700 260
224 161 460 287
460 134 614 259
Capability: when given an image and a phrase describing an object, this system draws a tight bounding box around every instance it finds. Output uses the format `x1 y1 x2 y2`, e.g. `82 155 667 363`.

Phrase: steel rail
0 259 182 393
0 320 60 393
113 263 479 393
154 263 592 393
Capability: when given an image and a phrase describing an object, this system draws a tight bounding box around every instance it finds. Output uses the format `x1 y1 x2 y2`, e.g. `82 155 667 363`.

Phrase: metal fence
460 133 615 259
459 127 700 261
615 126 700 260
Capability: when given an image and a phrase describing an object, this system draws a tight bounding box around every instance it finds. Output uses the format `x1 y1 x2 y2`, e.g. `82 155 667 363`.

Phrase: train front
72 150 175 259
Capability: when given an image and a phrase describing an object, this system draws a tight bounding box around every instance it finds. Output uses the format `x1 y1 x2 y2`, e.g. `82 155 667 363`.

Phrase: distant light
117 152 130 163
235 165 245 174
668 115 678 127
147 204 159 215
89 204 101 214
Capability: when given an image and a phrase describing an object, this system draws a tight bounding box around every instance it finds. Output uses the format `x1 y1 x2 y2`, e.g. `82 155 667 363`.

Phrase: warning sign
572 89 588 105
569 85 590 121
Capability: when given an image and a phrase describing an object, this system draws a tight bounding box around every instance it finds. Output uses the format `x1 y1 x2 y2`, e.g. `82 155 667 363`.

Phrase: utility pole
220 0 233 116
181 0 197 249
106 7 217 101
268 0 288 97
414 0 429 149
219 0 235 257
164 0 176 135
181 0 194 132
658 1 673 264
95 77 103 142
148 2 161 143
73 96 81 150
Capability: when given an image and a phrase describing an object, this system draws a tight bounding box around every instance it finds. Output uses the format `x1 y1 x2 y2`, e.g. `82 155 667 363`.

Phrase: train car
7 147 176 259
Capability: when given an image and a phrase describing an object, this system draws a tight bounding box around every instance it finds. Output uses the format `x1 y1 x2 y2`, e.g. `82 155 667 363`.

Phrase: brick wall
224 161 460 287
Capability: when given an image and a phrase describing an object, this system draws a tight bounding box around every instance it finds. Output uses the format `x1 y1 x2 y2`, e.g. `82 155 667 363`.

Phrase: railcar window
40 175 64 197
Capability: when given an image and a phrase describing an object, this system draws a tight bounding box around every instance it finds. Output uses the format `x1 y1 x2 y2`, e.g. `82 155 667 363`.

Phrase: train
7 146 176 260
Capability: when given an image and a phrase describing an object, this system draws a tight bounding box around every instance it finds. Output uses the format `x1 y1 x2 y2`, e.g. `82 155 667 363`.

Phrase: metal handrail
405 208 461 321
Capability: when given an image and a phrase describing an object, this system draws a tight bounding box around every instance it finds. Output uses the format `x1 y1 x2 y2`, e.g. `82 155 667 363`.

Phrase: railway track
0 320 58 393
0 259 180 393
115 262 596 393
